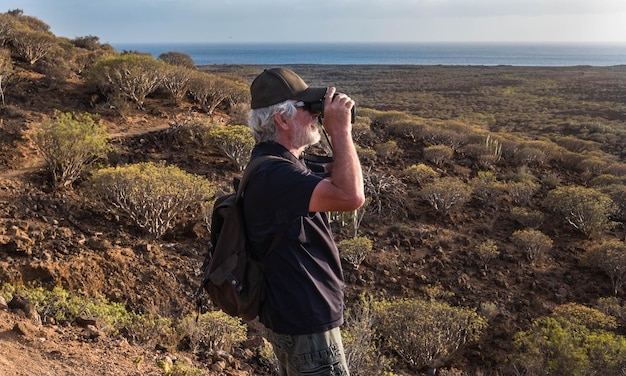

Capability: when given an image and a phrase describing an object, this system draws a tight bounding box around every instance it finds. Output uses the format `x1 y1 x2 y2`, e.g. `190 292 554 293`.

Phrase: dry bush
363 169 408 220
577 155 610 177
89 161 215 240
475 240 500 271
585 240 626 297
158 51 196 69
510 207 544 229
471 171 506 208
604 162 626 177
421 177 472 217
544 185 617 238
374 140 403 163
505 180 540 205
511 229 553 263
342 296 391 375
188 71 247 115
355 145 377 166
387 119 428 143
373 297 487 373
513 146 547 167
553 135 601 153
424 144 454 167
351 118 376 146
178 311 247 354
160 64 193 104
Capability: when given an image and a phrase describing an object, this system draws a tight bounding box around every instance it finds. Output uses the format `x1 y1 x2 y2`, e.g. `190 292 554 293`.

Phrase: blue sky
4 0 626 44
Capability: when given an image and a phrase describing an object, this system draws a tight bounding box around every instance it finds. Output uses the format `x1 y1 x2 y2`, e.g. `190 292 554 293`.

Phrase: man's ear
273 112 290 131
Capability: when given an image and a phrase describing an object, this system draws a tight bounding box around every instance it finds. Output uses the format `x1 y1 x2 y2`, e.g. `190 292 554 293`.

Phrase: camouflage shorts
266 327 350 376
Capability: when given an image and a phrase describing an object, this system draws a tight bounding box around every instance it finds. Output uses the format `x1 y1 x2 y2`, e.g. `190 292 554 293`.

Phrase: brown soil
0 64 624 375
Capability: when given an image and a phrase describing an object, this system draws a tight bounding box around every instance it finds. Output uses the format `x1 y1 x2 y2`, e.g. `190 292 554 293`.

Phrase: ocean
111 42 626 67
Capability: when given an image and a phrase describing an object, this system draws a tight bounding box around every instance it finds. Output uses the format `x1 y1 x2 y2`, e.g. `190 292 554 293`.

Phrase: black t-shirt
242 142 344 335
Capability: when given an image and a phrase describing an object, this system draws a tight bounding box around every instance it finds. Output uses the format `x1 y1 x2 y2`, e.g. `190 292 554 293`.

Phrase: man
244 67 364 375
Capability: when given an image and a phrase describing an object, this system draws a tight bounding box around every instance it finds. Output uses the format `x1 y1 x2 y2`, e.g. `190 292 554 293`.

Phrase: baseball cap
250 67 327 109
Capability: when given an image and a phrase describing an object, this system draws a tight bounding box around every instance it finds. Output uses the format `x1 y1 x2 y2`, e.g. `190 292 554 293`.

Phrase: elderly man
243 67 364 375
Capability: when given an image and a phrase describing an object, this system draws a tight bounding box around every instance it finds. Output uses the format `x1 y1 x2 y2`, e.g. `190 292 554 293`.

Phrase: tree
585 240 626 296
10 26 56 65
90 161 215 240
160 64 193 104
33 111 110 188
188 72 241 115
70 35 102 51
86 54 167 108
544 185 617 238
158 51 196 69
0 48 13 105
0 13 16 47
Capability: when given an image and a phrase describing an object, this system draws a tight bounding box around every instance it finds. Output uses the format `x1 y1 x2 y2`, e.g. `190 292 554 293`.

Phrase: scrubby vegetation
0 8 625 376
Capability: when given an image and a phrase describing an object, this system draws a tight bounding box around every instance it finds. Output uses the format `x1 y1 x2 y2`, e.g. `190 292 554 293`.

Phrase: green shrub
86 53 167 107
373 297 487 373
374 140 403 163
424 144 454 167
160 64 193 104
201 124 254 171
403 163 438 186
421 177 472 217
510 207 544 229
544 185 617 238
338 236 373 270
0 284 172 342
178 311 246 353
33 110 110 188
512 303 626 375
475 239 499 271
471 171 506 208
188 71 248 115
89 161 215 239
505 180 540 205
511 229 553 263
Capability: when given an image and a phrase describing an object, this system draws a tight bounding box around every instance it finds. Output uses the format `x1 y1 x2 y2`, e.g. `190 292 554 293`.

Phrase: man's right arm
309 87 365 212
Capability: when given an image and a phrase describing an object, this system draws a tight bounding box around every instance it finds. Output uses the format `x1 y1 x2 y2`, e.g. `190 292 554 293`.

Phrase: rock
75 316 97 327
8 296 42 326
13 321 37 336
83 324 105 339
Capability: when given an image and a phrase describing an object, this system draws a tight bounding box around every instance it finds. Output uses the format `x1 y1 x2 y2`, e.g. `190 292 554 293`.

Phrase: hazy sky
4 0 626 44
